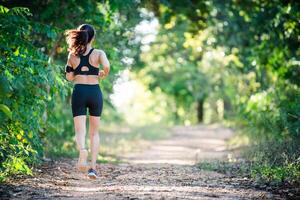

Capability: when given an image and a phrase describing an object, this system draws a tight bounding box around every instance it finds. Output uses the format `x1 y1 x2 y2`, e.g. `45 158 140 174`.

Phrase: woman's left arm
65 53 75 81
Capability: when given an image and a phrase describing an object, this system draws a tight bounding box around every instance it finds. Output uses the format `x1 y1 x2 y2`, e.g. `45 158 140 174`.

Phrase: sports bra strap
73 48 99 76
81 48 94 58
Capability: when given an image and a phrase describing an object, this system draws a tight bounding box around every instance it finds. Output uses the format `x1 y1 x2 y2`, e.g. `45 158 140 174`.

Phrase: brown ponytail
65 29 88 56
65 24 95 57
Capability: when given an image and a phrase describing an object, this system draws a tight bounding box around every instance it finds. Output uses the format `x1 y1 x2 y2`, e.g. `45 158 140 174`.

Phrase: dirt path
0 125 283 199
121 125 233 165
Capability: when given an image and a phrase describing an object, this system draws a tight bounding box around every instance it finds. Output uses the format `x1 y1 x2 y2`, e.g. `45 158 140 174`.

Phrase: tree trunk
223 97 231 119
173 101 180 123
197 99 204 123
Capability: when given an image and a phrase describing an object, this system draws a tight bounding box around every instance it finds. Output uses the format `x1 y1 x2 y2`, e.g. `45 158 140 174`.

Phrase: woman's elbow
104 64 110 74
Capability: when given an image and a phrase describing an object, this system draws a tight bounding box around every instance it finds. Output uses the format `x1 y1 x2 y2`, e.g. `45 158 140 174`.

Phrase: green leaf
0 5 9 14
0 104 12 119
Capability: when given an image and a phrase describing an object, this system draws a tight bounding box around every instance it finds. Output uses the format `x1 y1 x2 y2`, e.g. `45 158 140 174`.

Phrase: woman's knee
74 116 86 133
89 131 99 138
75 126 85 134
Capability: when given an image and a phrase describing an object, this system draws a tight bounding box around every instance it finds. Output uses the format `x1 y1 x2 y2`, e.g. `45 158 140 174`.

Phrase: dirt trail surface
121 125 233 165
0 125 283 199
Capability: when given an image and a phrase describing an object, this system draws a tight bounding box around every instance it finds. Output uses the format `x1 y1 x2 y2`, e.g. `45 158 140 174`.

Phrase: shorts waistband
74 84 99 86
73 84 100 90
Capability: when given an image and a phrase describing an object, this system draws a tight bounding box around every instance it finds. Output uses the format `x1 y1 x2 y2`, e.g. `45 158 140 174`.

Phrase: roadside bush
0 6 65 181
244 139 300 184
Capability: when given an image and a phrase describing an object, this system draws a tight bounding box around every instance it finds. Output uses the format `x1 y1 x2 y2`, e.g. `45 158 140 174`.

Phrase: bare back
68 48 102 84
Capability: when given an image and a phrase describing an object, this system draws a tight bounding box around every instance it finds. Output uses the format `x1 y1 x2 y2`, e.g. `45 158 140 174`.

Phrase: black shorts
71 84 103 117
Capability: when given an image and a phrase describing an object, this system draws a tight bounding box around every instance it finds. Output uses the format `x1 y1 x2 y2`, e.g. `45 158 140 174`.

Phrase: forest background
0 0 299 187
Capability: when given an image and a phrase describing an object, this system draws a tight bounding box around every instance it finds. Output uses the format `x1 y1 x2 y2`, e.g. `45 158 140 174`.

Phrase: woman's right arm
65 53 75 81
98 50 110 78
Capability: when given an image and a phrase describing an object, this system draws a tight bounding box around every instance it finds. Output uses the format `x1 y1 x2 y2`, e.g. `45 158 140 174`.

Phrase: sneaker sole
88 173 97 179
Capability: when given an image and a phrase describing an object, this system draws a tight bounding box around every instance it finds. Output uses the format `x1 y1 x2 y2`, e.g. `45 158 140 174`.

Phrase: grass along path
0 125 284 199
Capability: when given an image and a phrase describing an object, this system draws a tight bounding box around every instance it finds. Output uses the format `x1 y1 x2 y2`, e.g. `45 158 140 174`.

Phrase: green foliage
244 139 300 184
198 156 300 186
0 5 65 181
0 104 12 119
144 0 300 185
198 160 252 177
241 83 300 141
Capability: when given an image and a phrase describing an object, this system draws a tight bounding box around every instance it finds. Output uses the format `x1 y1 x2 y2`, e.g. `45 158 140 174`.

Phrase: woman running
64 24 110 179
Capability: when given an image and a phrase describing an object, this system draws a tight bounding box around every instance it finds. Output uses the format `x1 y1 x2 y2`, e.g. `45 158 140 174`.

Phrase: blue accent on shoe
88 168 97 179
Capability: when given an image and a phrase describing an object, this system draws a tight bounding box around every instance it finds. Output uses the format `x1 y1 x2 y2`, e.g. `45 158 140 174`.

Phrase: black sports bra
72 48 99 76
